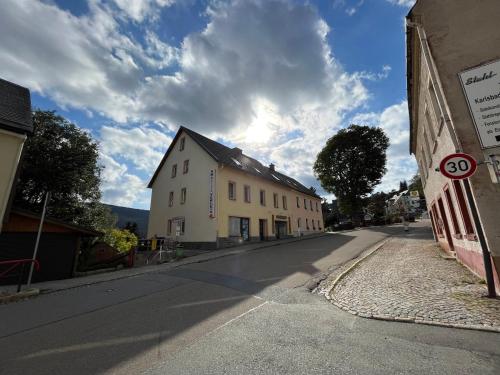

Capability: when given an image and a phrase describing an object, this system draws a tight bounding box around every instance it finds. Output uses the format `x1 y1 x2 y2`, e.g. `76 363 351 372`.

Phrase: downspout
406 21 462 153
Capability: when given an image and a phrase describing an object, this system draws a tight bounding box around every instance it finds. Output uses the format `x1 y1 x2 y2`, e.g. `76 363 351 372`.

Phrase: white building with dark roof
147 126 324 249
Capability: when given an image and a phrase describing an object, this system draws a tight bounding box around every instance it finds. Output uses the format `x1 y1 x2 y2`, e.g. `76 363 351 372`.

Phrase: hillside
105 204 149 238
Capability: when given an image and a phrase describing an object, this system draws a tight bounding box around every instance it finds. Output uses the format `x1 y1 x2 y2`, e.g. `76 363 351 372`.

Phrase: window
228 217 250 240
179 137 185 151
273 193 279 208
318 220 322 231
181 188 186 204
306 218 309 230
431 203 443 236
423 130 432 166
452 180 475 236
316 202 318 212
425 107 437 143
171 164 177 178
183 160 189 174
260 190 266 206
304 198 307 209
228 182 236 200
174 218 185 235
309 200 313 210
282 195 287 210
313 220 316 230
428 82 443 133
169 191 174 207
244 185 251 203
296 196 300 208
167 219 172 235
229 217 241 236
297 218 301 229
444 185 460 236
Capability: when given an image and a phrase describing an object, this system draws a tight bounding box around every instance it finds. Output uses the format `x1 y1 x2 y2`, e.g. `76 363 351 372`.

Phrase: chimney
232 147 242 155
269 163 275 171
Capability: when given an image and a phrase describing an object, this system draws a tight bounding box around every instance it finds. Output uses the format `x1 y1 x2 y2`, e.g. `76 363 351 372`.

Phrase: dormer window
179 137 185 151
231 158 242 166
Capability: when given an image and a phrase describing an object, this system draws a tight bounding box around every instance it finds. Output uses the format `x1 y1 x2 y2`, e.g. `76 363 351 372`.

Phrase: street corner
0 287 40 304
327 232 500 332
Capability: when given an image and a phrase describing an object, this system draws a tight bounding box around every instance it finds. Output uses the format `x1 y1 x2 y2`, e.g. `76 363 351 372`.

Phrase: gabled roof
0 78 32 135
148 126 320 199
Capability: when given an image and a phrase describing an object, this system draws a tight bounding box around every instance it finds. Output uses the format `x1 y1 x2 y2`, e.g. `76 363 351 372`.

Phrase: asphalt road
0 225 499 375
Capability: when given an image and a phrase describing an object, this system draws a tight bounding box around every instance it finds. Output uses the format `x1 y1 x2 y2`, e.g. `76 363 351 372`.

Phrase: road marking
208 300 268 335
166 295 250 309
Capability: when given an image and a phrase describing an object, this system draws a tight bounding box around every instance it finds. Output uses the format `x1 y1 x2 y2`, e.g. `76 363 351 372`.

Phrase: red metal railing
0 259 40 292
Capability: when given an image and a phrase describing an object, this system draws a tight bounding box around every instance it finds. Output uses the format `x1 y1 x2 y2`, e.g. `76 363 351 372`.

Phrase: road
0 225 499 374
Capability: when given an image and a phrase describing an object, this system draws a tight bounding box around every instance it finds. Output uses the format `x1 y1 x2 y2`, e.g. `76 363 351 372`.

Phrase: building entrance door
241 218 250 241
259 219 267 241
275 221 287 239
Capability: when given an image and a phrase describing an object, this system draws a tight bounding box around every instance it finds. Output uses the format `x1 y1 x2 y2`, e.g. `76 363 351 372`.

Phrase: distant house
147 126 324 249
0 209 100 283
0 78 32 233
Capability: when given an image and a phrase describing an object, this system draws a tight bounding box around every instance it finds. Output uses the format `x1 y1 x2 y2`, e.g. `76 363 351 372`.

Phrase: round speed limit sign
439 153 477 179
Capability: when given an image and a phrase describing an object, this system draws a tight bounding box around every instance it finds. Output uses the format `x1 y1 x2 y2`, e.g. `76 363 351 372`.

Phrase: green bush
102 228 138 253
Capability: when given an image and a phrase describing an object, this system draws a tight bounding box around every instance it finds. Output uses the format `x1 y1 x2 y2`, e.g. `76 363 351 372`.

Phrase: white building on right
406 0 500 292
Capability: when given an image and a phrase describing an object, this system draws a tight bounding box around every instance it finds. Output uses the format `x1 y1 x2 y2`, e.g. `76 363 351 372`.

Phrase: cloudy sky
0 0 417 209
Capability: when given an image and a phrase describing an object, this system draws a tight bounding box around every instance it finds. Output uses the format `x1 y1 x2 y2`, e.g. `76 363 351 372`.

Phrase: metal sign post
439 154 496 297
27 191 50 288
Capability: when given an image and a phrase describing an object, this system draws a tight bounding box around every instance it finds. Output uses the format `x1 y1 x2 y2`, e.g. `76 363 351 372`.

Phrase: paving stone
329 228 500 331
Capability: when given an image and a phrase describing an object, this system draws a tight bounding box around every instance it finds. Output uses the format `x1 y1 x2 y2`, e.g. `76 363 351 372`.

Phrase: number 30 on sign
439 153 477 180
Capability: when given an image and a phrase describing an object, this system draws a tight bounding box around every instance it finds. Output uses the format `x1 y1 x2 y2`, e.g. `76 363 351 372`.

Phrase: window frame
260 190 266 206
282 195 287 210
179 137 185 151
171 164 177 178
296 196 300 208
169 191 174 207
228 181 236 200
452 180 476 239
244 185 251 203
273 193 279 208
180 187 187 204
183 159 189 174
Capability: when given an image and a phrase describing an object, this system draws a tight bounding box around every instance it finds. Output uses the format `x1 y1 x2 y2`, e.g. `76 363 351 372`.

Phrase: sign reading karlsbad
459 59 500 149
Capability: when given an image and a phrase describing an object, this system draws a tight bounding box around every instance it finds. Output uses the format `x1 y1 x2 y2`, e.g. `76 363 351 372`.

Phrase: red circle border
439 153 477 180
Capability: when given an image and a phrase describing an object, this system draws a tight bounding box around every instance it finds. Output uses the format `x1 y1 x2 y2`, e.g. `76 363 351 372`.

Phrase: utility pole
27 191 50 288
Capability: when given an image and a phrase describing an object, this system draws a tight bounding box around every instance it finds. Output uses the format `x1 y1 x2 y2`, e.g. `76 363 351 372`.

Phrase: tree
123 221 139 236
408 173 424 197
366 191 389 219
102 229 138 253
14 110 113 230
309 186 317 194
399 180 408 192
313 125 389 221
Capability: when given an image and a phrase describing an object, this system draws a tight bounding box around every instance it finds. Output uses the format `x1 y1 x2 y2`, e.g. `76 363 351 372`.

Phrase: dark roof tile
149 126 319 199
0 78 32 134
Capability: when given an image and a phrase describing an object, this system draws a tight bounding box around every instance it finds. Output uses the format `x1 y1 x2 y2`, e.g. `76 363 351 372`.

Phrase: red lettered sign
439 153 477 180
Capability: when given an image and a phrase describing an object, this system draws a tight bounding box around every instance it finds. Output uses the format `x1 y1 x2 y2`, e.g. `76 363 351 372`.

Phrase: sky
0 0 417 209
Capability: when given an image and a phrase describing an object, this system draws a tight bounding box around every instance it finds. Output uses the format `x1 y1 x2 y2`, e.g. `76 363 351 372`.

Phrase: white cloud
99 153 151 207
0 0 178 121
351 101 417 192
0 0 399 206
112 0 175 22
99 124 172 172
386 0 416 7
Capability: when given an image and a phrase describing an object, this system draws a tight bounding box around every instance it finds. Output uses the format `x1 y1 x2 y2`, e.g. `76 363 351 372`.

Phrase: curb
324 237 500 334
0 288 40 304
323 237 391 300
30 232 331 296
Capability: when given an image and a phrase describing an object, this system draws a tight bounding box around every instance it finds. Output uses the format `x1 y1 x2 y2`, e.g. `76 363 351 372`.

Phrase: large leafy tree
313 125 389 220
14 110 114 230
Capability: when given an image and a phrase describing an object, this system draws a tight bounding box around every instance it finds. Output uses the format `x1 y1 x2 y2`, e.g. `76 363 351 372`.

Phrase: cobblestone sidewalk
327 226 500 332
